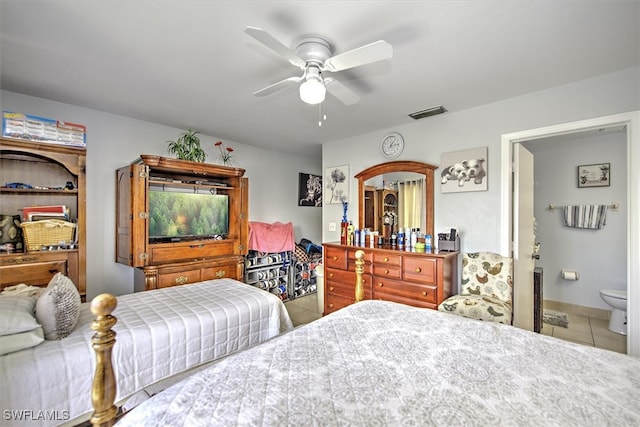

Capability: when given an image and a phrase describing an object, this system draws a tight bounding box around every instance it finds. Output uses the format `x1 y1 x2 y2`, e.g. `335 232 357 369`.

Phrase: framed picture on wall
324 165 349 204
298 173 322 207
440 147 488 193
577 163 610 188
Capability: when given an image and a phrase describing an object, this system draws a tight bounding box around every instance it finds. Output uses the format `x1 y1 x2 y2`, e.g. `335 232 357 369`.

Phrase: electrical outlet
328 222 337 232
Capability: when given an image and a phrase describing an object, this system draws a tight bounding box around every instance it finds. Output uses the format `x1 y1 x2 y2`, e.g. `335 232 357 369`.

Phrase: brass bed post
90 294 118 427
355 249 365 302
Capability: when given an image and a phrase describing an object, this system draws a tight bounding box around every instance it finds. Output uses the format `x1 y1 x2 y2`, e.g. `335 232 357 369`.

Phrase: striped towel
563 205 608 229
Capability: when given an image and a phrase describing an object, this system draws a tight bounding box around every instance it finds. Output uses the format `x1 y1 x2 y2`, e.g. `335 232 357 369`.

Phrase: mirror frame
355 160 437 239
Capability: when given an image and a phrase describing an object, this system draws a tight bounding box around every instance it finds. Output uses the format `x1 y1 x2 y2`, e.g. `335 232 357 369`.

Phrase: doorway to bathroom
500 111 640 357
522 128 627 353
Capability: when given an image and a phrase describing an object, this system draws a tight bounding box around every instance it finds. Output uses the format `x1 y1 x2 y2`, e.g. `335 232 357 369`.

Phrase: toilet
599 289 627 335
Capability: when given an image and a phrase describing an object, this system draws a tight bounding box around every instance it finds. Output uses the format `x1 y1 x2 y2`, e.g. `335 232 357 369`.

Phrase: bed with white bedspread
0 279 293 427
117 299 640 427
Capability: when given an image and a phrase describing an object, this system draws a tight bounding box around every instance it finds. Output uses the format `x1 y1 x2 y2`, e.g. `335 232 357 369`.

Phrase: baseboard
543 299 609 320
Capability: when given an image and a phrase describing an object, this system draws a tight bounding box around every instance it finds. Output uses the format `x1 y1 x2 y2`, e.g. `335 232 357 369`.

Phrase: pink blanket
248 221 295 253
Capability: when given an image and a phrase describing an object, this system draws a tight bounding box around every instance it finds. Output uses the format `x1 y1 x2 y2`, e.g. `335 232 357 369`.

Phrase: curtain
397 178 424 230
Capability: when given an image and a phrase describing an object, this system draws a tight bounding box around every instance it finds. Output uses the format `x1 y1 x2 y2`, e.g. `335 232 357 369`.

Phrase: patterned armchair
438 252 513 325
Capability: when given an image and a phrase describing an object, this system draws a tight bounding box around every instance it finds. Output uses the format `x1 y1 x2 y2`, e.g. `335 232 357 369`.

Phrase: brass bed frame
88 251 367 426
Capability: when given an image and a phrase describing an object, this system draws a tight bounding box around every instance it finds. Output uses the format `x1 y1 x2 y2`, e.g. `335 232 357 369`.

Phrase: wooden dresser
323 242 458 315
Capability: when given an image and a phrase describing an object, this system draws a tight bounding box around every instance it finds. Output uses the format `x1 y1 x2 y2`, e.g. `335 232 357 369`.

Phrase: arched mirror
355 161 437 241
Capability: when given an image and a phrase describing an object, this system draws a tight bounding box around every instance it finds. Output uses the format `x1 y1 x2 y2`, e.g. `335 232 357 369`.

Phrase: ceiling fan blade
253 76 302 97
245 26 306 68
323 40 393 72
324 78 360 105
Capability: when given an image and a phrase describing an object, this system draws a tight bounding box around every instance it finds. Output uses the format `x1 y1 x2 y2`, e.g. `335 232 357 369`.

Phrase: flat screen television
148 185 229 243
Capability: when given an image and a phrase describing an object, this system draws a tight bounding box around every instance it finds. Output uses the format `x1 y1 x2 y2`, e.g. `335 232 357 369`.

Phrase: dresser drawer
0 260 66 288
373 276 437 304
372 252 402 266
0 250 78 290
324 294 353 315
157 268 202 288
150 240 236 264
326 267 372 288
325 247 348 270
347 248 372 271
326 275 372 299
373 264 402 279
403 257 437 284
202 263 240 281
372 290 437 310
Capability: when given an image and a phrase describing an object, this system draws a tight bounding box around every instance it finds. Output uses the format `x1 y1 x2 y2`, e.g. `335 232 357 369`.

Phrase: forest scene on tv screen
148 191 229 238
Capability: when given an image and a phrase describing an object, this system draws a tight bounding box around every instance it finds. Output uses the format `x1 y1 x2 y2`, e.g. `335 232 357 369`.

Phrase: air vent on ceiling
408 105 447 120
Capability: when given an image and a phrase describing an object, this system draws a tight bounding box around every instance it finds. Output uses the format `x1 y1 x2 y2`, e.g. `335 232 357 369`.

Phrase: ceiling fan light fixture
300 75 327 105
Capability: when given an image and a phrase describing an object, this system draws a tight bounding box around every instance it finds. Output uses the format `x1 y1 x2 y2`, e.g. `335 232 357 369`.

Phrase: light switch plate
328 222 337 232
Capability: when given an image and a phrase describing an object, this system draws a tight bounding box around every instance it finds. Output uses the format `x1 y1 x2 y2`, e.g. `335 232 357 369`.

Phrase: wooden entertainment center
115 155 248 291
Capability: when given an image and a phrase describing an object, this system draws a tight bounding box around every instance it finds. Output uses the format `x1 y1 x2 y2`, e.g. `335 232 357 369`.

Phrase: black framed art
298 173 322 206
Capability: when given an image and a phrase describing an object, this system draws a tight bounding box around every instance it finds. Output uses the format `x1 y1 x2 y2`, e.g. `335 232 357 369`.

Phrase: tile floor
541 301 627 354
284 294 628 355
284 293 322 327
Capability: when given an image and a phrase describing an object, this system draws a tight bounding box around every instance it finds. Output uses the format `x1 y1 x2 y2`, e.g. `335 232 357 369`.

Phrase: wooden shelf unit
0 137 86 299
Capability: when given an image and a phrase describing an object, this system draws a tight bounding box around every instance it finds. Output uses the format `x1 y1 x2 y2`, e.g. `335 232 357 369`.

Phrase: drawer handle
384 269 389 274
378 283 383 287
190 243 205 249
328 303 334 308
384 257 389 262
48 269 60 274
329 286 334 291
422 291 428 296
332 256 338 261
329 273 334 278
415 267 422 273
175 275 188 285
216 270 225 277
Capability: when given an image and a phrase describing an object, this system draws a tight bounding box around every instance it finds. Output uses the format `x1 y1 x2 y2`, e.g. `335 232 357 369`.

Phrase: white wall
524 132 627 310
1 91 322 299
322 66 640 254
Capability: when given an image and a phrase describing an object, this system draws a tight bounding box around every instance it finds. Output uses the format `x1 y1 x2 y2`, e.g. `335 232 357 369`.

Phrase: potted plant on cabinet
167 129 206 163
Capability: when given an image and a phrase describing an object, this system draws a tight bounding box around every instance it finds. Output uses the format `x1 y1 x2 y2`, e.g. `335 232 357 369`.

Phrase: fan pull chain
318 101 327 127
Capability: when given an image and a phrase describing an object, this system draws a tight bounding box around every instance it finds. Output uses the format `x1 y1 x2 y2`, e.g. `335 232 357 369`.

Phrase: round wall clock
381 132 404 159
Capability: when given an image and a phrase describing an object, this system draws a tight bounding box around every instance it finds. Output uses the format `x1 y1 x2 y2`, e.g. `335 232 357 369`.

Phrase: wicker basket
20 219 76 251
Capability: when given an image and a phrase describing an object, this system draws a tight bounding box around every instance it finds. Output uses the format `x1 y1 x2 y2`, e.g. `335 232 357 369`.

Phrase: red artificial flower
214 141 223 146
226 147 234 153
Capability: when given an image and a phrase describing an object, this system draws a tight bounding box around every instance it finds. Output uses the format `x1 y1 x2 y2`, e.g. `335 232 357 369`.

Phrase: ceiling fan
245 26 393 106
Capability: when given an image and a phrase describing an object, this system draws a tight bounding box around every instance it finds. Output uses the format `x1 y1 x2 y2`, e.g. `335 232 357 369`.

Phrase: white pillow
0 326 44 355
0 295 40 336
36 273 81 340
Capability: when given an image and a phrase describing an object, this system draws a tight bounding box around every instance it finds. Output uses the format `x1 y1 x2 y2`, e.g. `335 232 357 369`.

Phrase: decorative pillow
0 214 24 252
0 295 40 336
36 273 81 340
0 326 44 355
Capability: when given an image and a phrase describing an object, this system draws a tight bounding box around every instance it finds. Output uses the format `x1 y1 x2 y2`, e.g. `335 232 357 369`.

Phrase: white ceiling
1 1 638 158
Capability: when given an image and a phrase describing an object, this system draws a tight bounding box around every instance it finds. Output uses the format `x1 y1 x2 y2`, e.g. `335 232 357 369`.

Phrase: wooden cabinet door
116 163 148 267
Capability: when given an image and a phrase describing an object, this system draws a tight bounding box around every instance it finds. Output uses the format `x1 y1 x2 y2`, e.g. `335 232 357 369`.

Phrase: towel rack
547 202 619 211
